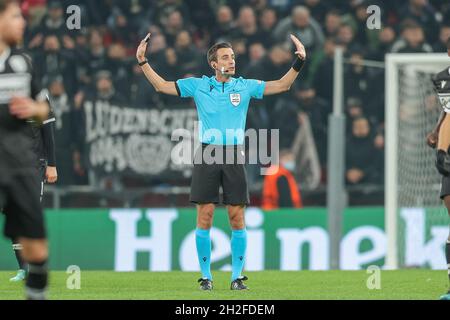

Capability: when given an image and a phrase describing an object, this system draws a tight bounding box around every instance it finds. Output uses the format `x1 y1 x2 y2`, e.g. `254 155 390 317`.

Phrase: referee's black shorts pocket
190 162 221 204
222 164 249 206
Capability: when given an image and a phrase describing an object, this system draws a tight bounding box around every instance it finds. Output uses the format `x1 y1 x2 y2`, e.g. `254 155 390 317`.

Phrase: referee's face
0 3 26 46
216 48 236 76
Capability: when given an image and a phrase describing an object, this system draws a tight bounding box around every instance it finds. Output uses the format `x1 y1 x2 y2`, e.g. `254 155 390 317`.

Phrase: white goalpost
385 53 449 269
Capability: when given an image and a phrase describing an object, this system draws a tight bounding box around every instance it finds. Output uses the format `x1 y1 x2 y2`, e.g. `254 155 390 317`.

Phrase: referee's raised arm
136 33 179 96
263 34 307 96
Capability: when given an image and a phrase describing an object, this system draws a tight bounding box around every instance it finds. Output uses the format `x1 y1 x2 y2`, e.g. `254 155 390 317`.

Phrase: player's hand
426 131 438 149
9 97 49 121
136 33 151 63
46 166 58 184
290 34 306 60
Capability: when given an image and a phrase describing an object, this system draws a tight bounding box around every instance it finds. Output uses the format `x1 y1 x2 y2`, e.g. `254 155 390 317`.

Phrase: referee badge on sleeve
230 93 241 107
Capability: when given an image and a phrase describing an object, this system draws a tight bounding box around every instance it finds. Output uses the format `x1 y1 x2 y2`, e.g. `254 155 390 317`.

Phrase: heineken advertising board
0 207 447 271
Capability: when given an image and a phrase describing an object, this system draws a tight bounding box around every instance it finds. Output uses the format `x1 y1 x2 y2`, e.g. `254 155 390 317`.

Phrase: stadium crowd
18 0 450 196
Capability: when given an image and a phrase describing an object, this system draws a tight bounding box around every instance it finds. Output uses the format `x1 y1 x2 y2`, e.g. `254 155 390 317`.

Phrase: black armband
292 56 305 72
42 118 56 167
138 59 148 66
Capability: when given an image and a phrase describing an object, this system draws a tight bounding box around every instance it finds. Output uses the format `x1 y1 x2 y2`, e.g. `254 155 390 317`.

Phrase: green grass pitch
0 270 448 300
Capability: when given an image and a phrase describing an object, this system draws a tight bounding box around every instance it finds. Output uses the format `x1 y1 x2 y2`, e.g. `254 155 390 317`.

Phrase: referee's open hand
136 33 151 63
290 34 306 60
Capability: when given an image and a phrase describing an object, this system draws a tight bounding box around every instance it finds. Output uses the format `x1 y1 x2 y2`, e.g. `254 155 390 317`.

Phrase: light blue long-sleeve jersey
176 76 266 145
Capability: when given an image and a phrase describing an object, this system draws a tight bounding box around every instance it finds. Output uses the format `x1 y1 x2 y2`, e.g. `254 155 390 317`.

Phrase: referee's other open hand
136 33 151 63
290 34 306 60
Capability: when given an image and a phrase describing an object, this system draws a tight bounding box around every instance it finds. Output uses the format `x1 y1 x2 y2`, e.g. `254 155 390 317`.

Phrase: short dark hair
207 42 232 66
0 0 17 13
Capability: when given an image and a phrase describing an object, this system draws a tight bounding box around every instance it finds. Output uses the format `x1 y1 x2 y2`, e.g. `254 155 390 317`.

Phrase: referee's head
207 42 236 77
0 0 25 46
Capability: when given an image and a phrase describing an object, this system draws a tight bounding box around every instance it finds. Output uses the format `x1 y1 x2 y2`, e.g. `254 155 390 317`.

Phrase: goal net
385 53 450 269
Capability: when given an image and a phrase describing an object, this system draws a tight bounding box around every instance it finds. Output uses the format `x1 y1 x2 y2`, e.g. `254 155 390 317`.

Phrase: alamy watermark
366 265 381 290
66 265 81 290
366 5 381 30
66 5 81 30
171 121 280 176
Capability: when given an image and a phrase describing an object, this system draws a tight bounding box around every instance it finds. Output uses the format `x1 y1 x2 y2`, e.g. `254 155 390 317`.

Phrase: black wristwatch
138 59 148 66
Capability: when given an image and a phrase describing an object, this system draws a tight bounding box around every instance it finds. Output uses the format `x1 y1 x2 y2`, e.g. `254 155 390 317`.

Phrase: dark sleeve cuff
175 82 181 97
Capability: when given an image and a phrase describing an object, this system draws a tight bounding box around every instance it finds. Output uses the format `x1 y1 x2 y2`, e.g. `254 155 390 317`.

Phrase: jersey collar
211 76 235 87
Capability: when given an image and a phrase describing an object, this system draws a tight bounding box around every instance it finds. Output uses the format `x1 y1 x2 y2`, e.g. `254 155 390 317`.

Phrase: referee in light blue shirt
136 33 307 291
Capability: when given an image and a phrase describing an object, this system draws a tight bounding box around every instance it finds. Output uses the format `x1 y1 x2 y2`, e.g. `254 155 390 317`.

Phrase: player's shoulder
7 48 33 72
433 67 450 81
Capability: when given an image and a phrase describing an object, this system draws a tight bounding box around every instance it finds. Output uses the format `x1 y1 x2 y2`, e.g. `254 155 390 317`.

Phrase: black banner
82 100 198 179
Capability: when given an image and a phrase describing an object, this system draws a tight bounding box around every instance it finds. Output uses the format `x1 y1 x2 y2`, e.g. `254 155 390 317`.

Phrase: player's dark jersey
432 66 450 113
0 47 47 173
27 105 56 167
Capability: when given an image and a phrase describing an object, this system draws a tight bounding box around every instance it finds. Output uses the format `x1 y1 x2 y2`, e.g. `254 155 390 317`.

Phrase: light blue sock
231 229 247 281
196 228 212 280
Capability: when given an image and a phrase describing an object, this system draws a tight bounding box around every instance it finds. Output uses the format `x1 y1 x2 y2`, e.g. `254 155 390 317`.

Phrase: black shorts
440 174 450 199
190 144 249 206
1 164 47 239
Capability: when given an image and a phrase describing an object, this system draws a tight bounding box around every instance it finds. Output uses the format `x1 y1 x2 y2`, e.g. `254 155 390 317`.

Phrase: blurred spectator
248 0 270 17
341 1 380 49
324 9 342 38
369 26 396 61
274 82 329 164
153 0 191 29
36 0 66 37
110 0 151 34
262 150 303 210
402 0 440 44
231 6 265 49
311 38 337 102
105 43 132 99
273 5 325 54
292 0 330 24
88 70 127 105
21 0 47 29
346 117 379 185
130 64 160 109
345 97 364 121
33 34 78 97
211 5 237 45
174 30 202 75
247 42 267 67
85 29 108 81
162 10 187 46
147 32 168 60
46 75 80 185
433 25 450 52
391 19 433 53
336 23 356 50
259 7 278 48
107 6 136 46
344 47 370 102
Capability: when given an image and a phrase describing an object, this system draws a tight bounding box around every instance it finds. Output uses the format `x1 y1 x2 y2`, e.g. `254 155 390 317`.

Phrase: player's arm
9 97 49 122
427 110 446 148
438 113 450 151
264 34 306 96
136 33 178 96
41 100 57 183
